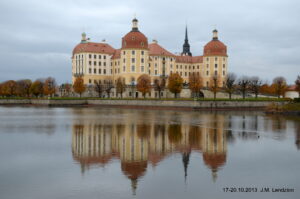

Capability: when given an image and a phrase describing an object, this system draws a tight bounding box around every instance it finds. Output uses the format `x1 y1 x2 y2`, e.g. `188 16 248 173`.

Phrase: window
206 81 209 87
89 54 91 59
94 69 96 73
141 58 144 63
197 65 199 69
94 55 96 59
170 58 173 61
141 42 144 47
223 64 225 68
170 64 173 69
104 62 106 66
193 66 195 69
141 51 144 55
185 72 187 76
132 50 135 55
104 55 106 59
132 65 135 72
141 66 144 72
215 64 218 68
206 57 209 61
180 72 182 76
89 79 91 84
206 71 209 75
123 51 125 55
123 58 125 63
104 69 106 74
123 66 126 72
215 71 218 75
99 62 101 66
89 61 92 66
155 63 157 68
223 58 225 61
99 69 101 74
132 58 135 63
189 66 191 69
185 65 187 69
155 70 157 75
207 64 209 68
223 71 225 76
99 55 101 59
89 68 92 74
176 65 178 69
180 65 182 69
215 57 217 61
94 61 97 66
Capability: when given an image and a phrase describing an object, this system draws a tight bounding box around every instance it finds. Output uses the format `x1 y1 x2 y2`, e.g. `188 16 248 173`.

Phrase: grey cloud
0 0 299 84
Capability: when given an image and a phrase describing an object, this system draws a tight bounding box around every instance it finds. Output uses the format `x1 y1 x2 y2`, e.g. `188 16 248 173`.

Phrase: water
0 106 299 199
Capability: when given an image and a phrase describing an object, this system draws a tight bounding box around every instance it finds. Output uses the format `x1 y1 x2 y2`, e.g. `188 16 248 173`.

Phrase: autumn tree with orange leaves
116 77 126 98
2 80 17 96
43 77 56 97
30 80 44 97
137 74 151 98
189 73 203 98
73 76 86 97
209 75 221 99
168 73 183 98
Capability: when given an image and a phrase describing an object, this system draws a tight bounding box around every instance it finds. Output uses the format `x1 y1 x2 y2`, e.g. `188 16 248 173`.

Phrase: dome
203 29 227 56
122 31 148 49
121 18 148 49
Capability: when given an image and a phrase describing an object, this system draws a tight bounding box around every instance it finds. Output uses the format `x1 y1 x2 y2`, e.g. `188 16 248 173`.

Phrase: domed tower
203 29 228 88
121 18 149 85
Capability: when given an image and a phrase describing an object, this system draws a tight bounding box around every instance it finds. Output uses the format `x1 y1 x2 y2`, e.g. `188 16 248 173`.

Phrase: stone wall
0 99 287 110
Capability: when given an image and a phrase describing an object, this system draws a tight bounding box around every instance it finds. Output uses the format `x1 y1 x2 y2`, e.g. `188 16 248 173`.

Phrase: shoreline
0 99 289 111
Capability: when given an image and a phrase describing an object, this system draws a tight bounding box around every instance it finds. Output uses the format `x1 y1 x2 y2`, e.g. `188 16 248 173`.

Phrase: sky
0 0 299 84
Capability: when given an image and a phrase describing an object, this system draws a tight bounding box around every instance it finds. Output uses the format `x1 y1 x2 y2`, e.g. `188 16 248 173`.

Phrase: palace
72 18 228 97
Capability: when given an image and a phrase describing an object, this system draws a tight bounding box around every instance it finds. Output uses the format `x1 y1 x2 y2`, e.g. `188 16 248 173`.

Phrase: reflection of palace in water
71 110 229 193
71 109 300 194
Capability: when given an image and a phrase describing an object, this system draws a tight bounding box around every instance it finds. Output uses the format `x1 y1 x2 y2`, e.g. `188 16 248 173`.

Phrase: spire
182 25 192 56
131 178 138 196
182 151 190 183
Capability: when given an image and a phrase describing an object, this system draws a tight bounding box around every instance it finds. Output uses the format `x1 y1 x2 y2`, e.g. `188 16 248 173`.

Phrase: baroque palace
72 18 228 97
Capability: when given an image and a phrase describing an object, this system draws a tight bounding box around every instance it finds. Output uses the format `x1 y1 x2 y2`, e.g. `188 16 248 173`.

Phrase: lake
0 106 299 199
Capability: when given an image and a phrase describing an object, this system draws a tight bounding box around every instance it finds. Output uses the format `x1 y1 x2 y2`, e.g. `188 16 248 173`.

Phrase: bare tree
250 76 262 98
94 80 104 98
295 75 300 96
224 73 236 99
189 72 203 98
104 78 114 98
154 77 166 99
273 76 287 98
238 76 250 99
209 75 221 100
16 79 32 97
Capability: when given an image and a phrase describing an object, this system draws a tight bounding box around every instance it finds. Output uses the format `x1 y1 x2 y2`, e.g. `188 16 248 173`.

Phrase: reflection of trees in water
189 126 202 149
168 124 182 144
295 123 300 150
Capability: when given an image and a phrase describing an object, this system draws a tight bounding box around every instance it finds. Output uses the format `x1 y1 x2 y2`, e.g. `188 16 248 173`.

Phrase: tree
0 83 3 97
188 72 203 98
250 76 262 98
43 77 56 97
168 73 183 98
104 79 114 98
273 76 287 98
295 75 300 96
154 77 166 99
2 80 17 96
238 76 250 99
224 73 236 99
16 79 32 97
137 74 151 98
30 80 44 97
73 76 86 97
94 80 104 97
209 75 221 99
116 77 126 98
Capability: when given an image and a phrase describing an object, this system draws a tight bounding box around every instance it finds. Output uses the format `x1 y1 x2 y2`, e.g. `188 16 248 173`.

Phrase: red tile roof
175 55 203 63
149 43 175 57
203 39 227 57
122 31 148 49
112 49 121 59
72 42 115 56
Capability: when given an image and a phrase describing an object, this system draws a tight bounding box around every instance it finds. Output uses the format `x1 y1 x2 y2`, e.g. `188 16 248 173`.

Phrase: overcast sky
0 0 299 84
